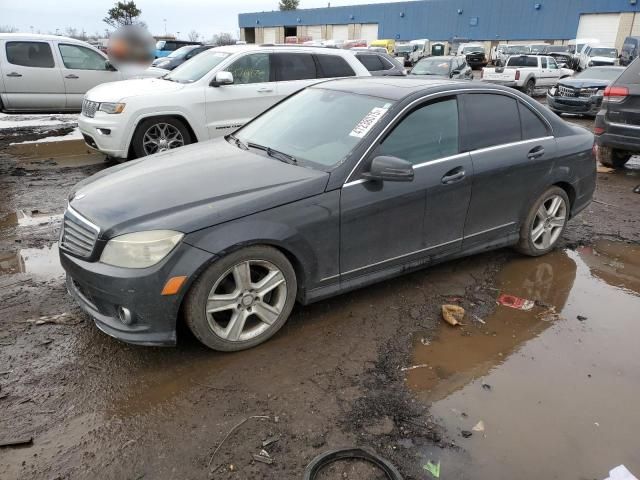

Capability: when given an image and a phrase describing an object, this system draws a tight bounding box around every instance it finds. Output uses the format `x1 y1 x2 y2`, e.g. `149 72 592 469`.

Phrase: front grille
60 207 100 258
558 85 601 98
82 99 99 118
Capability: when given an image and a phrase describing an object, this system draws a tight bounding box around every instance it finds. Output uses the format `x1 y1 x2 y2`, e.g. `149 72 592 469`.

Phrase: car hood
68 139 330 238
590 56 616 63
85 77 184 102
559 77 610 88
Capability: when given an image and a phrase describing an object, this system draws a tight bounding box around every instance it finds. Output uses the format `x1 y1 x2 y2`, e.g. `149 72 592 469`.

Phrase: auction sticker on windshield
349 106 390 138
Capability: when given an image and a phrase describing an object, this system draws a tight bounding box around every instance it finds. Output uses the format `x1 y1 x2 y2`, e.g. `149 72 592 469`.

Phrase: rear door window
461 94 521 151
273 53 316 81
316 54 356 78
227 53 271 84
356 54 384 72
6 41 55 68
518 102 550 139
541 57 547 68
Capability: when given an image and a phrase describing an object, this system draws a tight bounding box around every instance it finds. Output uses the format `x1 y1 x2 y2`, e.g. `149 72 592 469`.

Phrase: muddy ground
0 107 638 480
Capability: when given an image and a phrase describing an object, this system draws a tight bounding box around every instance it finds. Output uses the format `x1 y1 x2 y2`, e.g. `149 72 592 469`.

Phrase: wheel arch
126 113 200 159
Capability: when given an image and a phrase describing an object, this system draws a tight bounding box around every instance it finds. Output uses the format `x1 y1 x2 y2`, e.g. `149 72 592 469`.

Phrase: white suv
78 44 370 159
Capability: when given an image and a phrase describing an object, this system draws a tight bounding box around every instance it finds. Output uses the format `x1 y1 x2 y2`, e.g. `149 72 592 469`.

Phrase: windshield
590 48 617 58
575 67 622 81
155 40 166 50
505 46 530 54
236 88 394 170
463 46 484 53
396 44 412 53
168 46 195 58
411 58 451 76
529 44 548 53
165 51 230 83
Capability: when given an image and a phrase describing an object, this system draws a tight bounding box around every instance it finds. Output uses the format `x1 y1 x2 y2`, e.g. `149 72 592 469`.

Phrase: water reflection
0 243 63 280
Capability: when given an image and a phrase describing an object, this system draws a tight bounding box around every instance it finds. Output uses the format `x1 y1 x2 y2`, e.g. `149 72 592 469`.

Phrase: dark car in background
539 45 576 69
595 58 640 168
620 36 640 66
410 56 473 79
547 66 625 117
60 78 595 352
352 49 406 76
461 45 488 69
151 44 214 70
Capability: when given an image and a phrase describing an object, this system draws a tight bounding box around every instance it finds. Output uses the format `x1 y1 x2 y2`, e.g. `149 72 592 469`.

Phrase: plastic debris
597 165 615 174
0 436 33 448
604 465 639 480
442 304 465 326
496 294 535 311
424 460 441 478
634 185 640 194
253 449 274 465
472 420 485 432
262 435 280 448
482 383 492 391
577 315 588 321
472 314 486 324
401 363 429 372
461 430 472 438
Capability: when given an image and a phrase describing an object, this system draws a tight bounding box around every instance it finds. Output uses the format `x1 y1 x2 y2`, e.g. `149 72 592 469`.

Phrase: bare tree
210 32 236 46
64 27 79 38
188 30 200 42
0 25 19 33
103 1 143 28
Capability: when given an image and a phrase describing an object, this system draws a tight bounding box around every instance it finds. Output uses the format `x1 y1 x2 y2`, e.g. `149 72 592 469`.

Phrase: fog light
97 128 111 135
117 306 133 325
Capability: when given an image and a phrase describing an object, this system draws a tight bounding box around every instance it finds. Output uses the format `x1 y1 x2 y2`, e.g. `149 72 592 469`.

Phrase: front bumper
78 113 130 159
546 94 602 115
61 242 214 346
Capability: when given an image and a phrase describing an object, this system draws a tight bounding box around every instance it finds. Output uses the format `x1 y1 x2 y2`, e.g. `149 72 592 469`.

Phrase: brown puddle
407 242 640 479
8 139 105 167
0 243 64 280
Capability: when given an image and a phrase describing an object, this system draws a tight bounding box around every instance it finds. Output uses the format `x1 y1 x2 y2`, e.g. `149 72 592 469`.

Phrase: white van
0 33 162 112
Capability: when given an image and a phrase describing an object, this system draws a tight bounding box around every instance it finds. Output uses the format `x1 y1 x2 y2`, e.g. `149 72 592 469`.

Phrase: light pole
55 28 59 35
30 25 34 33
163 18 167 36
176 31 180 40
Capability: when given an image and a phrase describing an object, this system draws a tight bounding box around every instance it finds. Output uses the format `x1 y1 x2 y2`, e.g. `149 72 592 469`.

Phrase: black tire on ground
184 245 298 352
523 79 536 96
516 186 570 257
598 145 631 168
131 116 192 159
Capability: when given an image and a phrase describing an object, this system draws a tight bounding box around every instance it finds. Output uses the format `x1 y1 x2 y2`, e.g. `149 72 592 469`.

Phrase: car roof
312 76 509 101
418 55 455 60
0 33 86 43
213 44 354 56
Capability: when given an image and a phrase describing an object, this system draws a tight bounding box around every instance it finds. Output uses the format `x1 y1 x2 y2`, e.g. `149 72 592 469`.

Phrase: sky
0 0 409 40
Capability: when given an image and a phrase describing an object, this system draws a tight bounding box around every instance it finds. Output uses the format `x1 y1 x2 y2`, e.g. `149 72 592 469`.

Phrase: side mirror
450 70 460 77
211 71 234 87
362 156 414 182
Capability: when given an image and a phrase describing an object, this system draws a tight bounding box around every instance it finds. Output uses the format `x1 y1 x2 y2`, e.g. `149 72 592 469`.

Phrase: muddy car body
60 78 596 351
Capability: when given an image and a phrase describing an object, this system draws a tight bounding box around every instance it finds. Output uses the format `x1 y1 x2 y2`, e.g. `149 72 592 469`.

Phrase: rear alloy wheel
597 145 632 169
516 186 569 256
132 116 192 159
524 79 536 96
185 246 297 351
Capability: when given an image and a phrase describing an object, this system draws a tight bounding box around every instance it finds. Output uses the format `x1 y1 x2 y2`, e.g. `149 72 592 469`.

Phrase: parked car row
482 55 574 96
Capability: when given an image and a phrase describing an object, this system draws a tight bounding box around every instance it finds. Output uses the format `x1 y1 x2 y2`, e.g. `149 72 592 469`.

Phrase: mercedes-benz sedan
60 78 596 351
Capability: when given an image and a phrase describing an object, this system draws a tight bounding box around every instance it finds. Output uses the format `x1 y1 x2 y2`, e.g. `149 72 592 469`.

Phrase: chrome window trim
464 221 516 239
342 88 554 185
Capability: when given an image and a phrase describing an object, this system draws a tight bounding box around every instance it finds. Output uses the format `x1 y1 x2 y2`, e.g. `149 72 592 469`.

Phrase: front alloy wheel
142 122 184 155
185 246 297 351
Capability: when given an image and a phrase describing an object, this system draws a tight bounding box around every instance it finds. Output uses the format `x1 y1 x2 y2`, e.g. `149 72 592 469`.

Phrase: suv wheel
516 186 569 257
597 145 632 168
184 246 297 351
523 79 536 96
132 116 192 158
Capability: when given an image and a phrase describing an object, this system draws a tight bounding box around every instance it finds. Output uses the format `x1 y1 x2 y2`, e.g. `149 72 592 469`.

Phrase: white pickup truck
481 55 573 95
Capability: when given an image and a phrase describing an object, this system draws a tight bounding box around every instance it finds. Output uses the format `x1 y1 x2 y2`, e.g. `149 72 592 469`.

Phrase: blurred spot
107 25 154 68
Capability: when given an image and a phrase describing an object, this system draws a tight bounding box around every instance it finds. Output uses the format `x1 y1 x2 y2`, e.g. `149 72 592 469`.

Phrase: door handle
441 168 466 184
6 72 22 77
257 88 273 93
527 146 545 160
65 74 79 79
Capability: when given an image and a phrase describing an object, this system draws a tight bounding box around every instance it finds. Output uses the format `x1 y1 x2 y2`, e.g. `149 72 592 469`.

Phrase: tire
131 116 192 159
516 186 570 257
598 145 631 168
184 245 298 351
523 79 536 96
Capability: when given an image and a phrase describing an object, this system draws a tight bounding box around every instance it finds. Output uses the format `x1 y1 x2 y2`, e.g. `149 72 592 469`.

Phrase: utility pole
163 19 167 36
176 31 180 39
30 25 34 33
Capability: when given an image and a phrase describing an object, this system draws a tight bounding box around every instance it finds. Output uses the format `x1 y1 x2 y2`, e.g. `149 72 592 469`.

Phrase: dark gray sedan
410 56 473 80
60 78 596 351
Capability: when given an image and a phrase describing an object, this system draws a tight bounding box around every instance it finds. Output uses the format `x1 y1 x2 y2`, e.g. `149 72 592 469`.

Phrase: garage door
307 25 323 40
263 27 277 44
576 13 620 46
361 24 379 42
332 25 349 41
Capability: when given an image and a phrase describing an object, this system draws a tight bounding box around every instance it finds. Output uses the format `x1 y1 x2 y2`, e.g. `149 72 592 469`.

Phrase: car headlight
549 86 557 96
594 89 604 96
100 230 184 268
98 102 126 114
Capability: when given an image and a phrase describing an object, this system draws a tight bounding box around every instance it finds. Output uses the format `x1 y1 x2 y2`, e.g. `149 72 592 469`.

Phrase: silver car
0 33 161 112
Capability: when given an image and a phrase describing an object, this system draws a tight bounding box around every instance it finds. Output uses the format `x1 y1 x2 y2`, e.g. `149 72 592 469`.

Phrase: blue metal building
239 0 640 43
